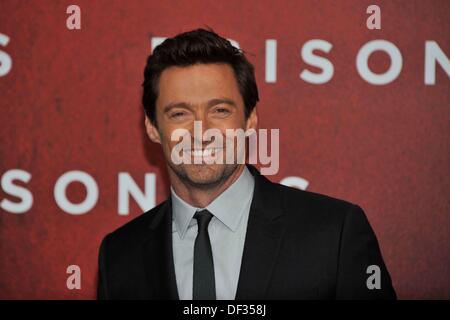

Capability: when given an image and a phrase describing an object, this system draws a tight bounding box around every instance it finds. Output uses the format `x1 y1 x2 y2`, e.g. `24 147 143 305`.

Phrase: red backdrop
0 0 449 299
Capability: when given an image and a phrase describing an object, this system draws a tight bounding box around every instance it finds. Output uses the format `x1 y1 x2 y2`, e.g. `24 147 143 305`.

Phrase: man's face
145 63 257 187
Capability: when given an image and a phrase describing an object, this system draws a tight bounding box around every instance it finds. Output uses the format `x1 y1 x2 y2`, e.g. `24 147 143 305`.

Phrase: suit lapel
142 199 180 300
141 165 286 300
235 165 287 299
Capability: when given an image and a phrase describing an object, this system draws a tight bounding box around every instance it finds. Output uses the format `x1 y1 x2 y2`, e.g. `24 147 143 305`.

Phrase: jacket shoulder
282 182 354 209
271 180 360 224
103 200 168 245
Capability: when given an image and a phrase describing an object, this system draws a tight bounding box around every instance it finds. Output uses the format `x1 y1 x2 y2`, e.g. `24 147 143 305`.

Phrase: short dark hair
142 28 259 125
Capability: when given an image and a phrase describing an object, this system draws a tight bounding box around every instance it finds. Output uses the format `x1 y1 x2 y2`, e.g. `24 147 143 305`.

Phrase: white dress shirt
171 166 255 300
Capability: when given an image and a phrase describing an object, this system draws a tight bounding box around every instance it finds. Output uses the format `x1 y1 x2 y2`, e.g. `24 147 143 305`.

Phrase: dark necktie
193 209 216 300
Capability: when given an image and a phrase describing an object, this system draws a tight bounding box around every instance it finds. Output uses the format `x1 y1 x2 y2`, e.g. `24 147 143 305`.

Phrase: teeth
185 148 222 157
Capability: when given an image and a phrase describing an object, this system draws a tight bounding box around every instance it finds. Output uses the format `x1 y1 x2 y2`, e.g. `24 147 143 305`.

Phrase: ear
144 116 161 144
245 107 258 131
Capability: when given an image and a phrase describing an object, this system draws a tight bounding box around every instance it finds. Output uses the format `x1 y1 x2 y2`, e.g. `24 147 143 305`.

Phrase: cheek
161 131 177 150
160 126 189 152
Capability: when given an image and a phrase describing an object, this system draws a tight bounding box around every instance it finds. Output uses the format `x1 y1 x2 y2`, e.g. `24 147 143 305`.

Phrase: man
97 28 396 300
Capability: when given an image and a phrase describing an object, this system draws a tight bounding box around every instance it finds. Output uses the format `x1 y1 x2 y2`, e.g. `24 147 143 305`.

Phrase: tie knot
194 209 213 231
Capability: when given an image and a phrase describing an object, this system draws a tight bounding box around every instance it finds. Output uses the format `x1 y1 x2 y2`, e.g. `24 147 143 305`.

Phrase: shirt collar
171 166 255 239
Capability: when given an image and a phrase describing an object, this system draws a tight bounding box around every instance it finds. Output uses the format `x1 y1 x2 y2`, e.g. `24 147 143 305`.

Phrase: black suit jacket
97 165 396 299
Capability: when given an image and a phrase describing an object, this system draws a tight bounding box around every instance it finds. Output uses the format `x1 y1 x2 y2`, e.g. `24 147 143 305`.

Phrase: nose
188 111 212 134
189 111 214 147
194 110 211 129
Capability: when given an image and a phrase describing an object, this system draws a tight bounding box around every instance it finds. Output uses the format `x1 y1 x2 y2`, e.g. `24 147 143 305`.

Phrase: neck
169 164 246 208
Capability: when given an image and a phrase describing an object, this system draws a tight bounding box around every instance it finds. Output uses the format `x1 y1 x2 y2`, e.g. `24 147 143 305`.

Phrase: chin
185 164 224 184
174 163 236 187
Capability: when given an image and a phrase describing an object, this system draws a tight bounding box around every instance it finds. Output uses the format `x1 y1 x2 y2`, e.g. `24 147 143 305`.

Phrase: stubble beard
168 161 239 190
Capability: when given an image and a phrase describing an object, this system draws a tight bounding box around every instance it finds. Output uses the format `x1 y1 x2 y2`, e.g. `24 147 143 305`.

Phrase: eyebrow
162 98 237 113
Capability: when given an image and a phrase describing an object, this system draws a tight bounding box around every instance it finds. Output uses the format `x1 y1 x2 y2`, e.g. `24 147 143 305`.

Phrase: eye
214 107 231 114
169 111 186 119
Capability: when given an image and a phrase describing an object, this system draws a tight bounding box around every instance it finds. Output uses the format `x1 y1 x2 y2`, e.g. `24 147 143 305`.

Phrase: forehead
156 63 242 106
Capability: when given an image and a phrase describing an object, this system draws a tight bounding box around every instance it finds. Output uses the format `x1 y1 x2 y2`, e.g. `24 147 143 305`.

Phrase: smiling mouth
184 148 223 157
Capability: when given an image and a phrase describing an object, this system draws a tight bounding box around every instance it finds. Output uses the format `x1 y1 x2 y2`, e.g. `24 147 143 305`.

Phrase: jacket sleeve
97 234 110 300
335 204 397 299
